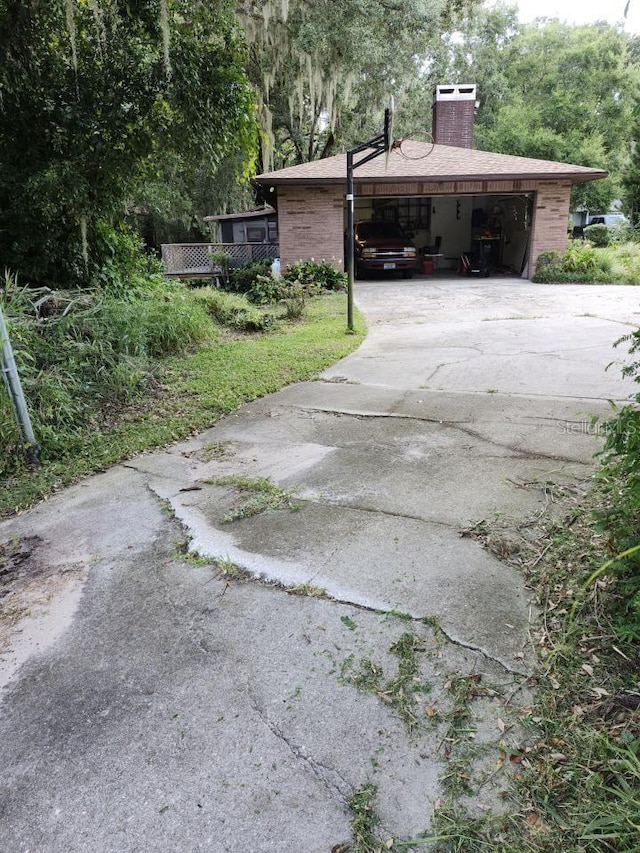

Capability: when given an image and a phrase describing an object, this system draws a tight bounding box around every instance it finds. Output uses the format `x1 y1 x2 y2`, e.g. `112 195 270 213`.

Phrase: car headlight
361 248 376 258
403 248 416 257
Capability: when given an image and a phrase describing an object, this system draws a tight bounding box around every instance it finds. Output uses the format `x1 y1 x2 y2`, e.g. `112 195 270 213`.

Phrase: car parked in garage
353 220 417 278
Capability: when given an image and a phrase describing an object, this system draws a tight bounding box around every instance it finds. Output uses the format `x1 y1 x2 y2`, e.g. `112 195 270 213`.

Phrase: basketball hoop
397 130 435 160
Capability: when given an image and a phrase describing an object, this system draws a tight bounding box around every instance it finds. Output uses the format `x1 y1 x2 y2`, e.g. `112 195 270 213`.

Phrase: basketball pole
346 150 355 331
345 98 394 332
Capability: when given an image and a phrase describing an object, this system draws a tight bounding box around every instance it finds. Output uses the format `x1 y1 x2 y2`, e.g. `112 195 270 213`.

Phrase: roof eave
254 170 609 187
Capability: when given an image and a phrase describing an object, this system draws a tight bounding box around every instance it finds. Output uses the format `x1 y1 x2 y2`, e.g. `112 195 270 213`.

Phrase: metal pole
344 102 392 332
0 304 39 464
346 150 355 332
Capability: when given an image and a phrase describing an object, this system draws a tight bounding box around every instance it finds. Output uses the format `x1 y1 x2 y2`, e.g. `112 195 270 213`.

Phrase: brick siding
277 186 345 270
528 182 572 276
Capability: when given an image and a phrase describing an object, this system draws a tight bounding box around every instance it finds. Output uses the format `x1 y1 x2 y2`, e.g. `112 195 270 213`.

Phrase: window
246 225 266 242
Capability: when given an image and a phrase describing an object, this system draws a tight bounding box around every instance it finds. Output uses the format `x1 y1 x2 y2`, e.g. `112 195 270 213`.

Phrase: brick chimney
432 84 477 148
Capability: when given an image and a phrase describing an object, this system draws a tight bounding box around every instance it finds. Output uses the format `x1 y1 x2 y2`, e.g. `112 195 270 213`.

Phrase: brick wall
528 182 572 276
277 186 345 270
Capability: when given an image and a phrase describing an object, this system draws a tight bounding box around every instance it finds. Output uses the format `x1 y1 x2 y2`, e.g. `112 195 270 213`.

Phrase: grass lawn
0 293 364 516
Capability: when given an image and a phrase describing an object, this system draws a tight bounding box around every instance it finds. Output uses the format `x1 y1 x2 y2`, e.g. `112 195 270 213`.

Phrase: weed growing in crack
214 555 251 581
158 497 176 518
204 475 298 522
420 615 441 631
286 582 326 597
192 440 234 462
382 609 414 622
177 546 215 567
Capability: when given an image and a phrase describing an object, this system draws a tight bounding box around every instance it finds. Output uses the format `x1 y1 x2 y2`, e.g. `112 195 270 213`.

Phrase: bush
191 287 275 331
228 260 274 294
246 274 293 305
583 223 612 247
562 242 610 274
91 221 166 298
225 258 345 303
533 244 613 283
283 259 346 292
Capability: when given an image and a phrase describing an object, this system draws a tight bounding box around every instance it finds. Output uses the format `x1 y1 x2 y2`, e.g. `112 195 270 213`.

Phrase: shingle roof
203 205 276 222
255 142 607 185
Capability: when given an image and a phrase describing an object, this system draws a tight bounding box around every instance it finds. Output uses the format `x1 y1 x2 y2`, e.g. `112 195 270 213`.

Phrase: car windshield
356 222 406 239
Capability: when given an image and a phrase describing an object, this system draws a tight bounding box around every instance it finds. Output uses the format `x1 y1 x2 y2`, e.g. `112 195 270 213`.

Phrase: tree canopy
2 0 640 292
0 0 256 287
440 14 640 212
238 0 482 169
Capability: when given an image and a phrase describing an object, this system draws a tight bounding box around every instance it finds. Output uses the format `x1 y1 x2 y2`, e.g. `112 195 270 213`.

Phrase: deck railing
161 243 279 278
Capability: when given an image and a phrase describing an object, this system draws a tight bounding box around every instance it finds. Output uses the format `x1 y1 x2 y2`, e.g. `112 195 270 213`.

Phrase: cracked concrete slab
1 279 638 851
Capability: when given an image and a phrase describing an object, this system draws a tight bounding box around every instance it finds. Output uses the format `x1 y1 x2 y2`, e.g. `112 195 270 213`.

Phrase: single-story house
254 85 607 279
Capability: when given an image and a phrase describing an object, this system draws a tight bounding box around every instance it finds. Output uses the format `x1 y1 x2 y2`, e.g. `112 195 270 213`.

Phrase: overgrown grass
533 240 640 284
408 332 640 849
340 630 435 736
420 478 640 853
0 289 364 515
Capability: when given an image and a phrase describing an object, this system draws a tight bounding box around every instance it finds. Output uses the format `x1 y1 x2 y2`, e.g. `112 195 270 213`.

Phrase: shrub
583 223 612 247
532 250 563 282
0 274 210 473
562 242 609 274
283 259 346 292
245 274 292 305
91 221 166 298
228 260 273 294
533 244 613 283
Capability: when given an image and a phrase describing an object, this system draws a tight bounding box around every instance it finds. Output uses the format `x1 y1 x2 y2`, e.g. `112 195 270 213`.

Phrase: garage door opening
348 192 534 277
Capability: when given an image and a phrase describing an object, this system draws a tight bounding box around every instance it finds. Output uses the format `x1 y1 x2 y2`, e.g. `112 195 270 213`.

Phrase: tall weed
0 274 210 475
596 329 640 641
533 244 613 282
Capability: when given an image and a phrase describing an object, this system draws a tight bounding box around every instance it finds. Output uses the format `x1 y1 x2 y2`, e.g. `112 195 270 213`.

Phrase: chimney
432 84 477 148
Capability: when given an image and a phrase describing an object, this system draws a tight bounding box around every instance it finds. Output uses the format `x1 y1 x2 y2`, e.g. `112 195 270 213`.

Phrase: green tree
237 0 481 170
474 20 640 212
622 136 640 225
0 0 257 288
400 1 519 136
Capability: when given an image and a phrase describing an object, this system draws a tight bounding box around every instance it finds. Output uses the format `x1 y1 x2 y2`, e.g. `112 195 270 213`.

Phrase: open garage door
349 192 534 277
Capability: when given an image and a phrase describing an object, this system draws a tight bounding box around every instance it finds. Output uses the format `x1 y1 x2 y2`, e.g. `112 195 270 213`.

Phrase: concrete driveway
0 279 638 851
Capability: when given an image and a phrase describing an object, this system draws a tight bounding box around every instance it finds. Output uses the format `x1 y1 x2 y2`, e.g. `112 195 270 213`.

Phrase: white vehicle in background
587 213 629 228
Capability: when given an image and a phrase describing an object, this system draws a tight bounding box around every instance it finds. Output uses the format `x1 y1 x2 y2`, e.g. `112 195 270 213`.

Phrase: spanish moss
65 0 78 72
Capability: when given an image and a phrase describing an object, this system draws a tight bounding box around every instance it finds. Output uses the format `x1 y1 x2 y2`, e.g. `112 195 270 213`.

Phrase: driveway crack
298 497 456 530
293 405 585 464
249 694 352 802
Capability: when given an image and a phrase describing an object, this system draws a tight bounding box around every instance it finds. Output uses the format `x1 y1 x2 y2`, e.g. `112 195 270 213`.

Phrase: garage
350 189 533 276
255 85 607 280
